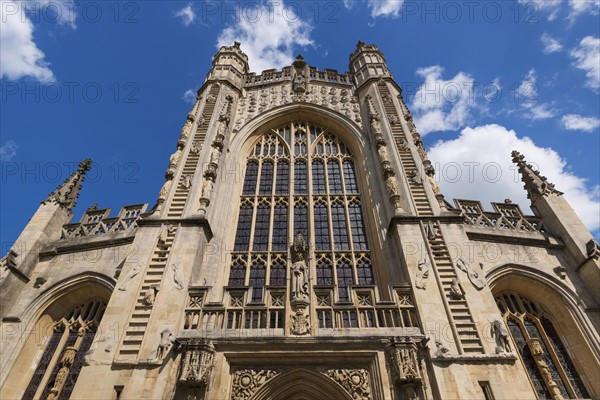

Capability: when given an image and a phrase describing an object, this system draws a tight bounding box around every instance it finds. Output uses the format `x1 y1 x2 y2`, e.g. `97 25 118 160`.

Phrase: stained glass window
230 123 375 306
496 292 589 399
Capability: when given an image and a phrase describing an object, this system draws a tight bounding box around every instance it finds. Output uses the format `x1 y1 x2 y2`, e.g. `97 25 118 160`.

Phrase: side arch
487 263 600 398
250 369 354 400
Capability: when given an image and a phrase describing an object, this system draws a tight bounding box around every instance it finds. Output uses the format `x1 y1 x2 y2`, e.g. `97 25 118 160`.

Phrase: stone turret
0 158 92 316
205 41 249 90
512 151 599 303
349 41 392 89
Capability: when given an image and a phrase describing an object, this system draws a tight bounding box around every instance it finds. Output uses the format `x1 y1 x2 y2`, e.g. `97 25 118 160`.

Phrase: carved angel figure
118 264 141 291
172 262 184 290
491 320 512 354
415 259 429 289
155 329 172 360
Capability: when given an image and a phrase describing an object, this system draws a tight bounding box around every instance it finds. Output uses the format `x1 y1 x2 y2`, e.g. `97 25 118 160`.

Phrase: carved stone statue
456 258 486 290
385 176 400 196
291 258 309 302
434 340 450 358
179 340 216 389
491 320 512 354
449 278 464 300
370 115 381 134
209 146 221 165
190 141 202 155
158 178 173 201
201 179 214 200
169 146 183 169
172 262 184 290
118 263 141 291
377 144 389 162
155 329 173 360
407 170 422 185
181 174 193 190
143 284 159 306
415 259 429 290
292 73 306 93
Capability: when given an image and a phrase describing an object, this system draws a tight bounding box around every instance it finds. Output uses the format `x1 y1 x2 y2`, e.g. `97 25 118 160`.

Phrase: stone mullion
33 323 69 400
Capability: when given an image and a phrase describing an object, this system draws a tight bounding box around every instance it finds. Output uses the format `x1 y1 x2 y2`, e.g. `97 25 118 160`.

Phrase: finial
42 158 93 211
511 150 562 200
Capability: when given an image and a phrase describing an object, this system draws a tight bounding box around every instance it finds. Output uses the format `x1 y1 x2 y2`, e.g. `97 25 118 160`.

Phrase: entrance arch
250 369 354 400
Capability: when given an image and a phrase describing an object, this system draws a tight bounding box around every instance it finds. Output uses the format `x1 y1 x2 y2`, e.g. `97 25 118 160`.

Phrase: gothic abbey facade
1 42 598 399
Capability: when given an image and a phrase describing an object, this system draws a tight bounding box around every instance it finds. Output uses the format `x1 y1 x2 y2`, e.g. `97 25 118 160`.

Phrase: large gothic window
22 298 106 400
496 292 589 399
229 122 373 302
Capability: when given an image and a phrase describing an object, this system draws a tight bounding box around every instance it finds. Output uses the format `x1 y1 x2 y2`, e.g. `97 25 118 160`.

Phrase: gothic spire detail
511 151 563 200
42 158 92 211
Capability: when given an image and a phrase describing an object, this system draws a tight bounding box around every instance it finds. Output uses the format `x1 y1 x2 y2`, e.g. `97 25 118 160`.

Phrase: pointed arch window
496 292 589 399
22 298 106 400
230 122 375 303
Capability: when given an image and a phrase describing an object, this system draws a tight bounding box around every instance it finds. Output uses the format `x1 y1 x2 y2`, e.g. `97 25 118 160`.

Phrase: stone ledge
433 353 517 363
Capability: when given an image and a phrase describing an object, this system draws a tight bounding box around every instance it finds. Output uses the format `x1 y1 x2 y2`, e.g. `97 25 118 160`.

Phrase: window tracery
496 292 589 399
23 298 107 400
229 122 373 302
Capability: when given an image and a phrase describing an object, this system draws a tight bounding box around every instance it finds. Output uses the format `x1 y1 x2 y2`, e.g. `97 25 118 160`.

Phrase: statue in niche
370 115 381 134
424 161 441 194
290 233 309 302
118 264 141 291
377 145 389 162
201 178 214 200
169 146 183 169
158 179 172 201
216 118 228 137
209 146 221 165
385 175 400 196
491 319 512 354
415 259 429 289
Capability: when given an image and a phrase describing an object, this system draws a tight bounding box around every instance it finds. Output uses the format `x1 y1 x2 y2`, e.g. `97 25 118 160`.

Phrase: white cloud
519 0 562 20
428 124 600 231
570 36 600 91
410 65 477 135
343 0 353 10
515 69 556 120
567 0 600 23
0 0 55 82
561 114 600 132
0 140 18 162
217 1 313 73
32 0 78 29
541 33 563 54
174 3 195 26
368 0 404 18
182 89 196 104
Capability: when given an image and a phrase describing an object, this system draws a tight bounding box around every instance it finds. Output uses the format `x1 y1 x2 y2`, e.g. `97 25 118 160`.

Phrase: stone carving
423 161 440 195
528 339 565 400
456 258 486 290
449 278 464 300
290 233 309 302
433 339 451 358
172 262 185 290
33 277 46 288
231 369 279 400
407 170 422 185
385 175 400 196
586 238 600 259
512 151 563 200
169 146 183 170
179 114 194 142
324 369 371 400
181 174 193 190
143 284 159 306
290 310 311 335
118 263 141 291
155 329 173 361
553 266 567 279
388 337 421 384
491 319 512 354
158 224 175 244
199 178 215 208
47 345 78 399
179 340 216 388
415 259 429 290
191 141 202 155
209 146 221 165
424 221 438 240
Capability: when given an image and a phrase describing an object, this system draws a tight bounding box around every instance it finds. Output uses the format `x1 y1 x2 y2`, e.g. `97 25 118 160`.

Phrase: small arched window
22 298 106 399
228 122 373 302
496 292 589 399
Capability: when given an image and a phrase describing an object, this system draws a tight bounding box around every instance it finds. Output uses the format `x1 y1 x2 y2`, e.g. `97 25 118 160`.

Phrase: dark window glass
233 204 253 252
294 202 309 241
22 328 63 399
259 161 274 195
349 202 368 250
316 259 333 285
331 202 350 250
228 260 246 287
337 259 354 301
327 160 343 194
242 162 259 195
249 262 266 302
343 161 358 190
252 203 271 251
275 161 289 195
40 331 78 400
314 203 330 251
269 258 287 286
272 204 288 251
356 258 374 285
59 330 95 400
294 161 307 194
312 160 326 194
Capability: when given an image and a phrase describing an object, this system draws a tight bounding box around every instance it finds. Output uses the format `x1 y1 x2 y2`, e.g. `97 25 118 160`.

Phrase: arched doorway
250 369 354 400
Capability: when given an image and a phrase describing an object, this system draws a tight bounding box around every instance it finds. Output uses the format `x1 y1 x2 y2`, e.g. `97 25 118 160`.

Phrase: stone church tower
1 42 599 399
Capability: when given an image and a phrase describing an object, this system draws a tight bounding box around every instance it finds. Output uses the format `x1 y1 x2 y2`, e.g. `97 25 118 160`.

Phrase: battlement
60 203 148 240
243 65 353 88
454 199 544 233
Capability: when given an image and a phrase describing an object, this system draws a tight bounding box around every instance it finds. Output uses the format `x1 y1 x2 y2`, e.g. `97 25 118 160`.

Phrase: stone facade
1 42 598 400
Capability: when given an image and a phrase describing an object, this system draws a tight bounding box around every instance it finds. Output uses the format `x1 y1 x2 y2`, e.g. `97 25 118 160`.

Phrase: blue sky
1 0 599 249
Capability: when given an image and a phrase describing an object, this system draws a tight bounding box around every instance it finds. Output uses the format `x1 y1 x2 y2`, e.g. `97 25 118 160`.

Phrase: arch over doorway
250 369 354 400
